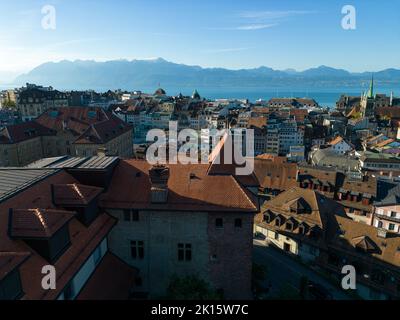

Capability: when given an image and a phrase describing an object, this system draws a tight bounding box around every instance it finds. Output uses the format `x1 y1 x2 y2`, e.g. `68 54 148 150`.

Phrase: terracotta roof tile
52 183 103 206
0 252 30 281
0 170 117 299
0 122 55 144
9 208 76 239
100 160 257 212
76 253 137 300
253 158 297 190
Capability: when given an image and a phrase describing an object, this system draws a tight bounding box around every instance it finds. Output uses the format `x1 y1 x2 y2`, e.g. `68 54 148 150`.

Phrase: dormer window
298 223 308 235
285 221 294 231
289 197 312 214
8 209 75 263
263 210 274 223
275 215 284 227
52 184 103 226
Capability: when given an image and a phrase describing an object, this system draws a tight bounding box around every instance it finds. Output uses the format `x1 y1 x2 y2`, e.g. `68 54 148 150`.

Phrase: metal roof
46 157 88 168
0 169 57 203
76 156 119 169
25 156 119 170
25 156 68 168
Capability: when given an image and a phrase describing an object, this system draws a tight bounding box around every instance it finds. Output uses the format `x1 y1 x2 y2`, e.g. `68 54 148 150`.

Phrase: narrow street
253 240 352 300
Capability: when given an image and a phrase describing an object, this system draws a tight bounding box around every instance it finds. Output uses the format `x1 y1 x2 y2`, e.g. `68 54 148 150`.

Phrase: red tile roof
253 158 298 190
0 170 116 300
0 122 55 144
52 183 103 206
100 160 258 212
74 115 132 144
35 107 109 135
76 253 137 300
9 208 76 239
0 252 30 281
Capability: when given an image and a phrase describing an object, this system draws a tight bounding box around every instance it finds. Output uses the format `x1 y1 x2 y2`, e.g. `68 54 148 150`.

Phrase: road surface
253 240 352 300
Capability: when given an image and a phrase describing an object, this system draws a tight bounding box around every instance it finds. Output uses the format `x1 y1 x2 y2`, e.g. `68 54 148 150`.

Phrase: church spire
367 74 374 98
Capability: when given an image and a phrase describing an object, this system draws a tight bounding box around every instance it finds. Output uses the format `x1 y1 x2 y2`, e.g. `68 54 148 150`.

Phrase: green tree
166 275 223 300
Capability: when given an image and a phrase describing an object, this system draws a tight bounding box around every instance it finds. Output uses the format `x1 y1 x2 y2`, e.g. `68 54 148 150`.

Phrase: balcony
375 213 400 223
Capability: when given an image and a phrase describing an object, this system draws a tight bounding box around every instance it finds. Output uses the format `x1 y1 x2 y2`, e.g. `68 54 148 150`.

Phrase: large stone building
17 85 68 122
1 156 258 300
0 107 133 167
101 161 258 299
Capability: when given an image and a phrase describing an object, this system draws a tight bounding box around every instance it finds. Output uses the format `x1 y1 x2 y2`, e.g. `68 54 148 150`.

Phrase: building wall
373 205 400 233
19 99 68 122
107 209 253 299
74 130 133 158
42 131 77 157
107 209 210 298
0 137 44 166
254 225 319 263
208 212 253 299
331 141 352 154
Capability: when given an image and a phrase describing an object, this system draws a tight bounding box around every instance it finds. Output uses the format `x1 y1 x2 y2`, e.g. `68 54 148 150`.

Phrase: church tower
360 75 375 117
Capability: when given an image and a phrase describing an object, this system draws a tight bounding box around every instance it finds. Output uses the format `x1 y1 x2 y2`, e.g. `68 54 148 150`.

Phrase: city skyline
1 0 400 82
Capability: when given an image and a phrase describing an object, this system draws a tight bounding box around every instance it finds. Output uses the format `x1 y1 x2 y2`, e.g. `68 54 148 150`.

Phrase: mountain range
13 58 400 91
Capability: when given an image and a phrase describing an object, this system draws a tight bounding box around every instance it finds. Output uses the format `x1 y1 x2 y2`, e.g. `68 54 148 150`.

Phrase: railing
375 213 400 223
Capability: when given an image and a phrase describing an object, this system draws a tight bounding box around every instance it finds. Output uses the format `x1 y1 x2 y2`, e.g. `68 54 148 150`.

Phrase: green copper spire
367 75 374 98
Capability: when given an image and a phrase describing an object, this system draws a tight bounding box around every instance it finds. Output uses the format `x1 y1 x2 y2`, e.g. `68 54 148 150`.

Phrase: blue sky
0 0 399 81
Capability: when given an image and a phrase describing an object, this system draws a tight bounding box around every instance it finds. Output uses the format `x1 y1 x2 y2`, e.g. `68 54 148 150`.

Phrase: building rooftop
26 156 119 170
100 159 258 212
0 168 57 203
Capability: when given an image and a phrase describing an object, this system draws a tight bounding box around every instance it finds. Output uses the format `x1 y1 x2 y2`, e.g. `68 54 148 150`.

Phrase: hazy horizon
1 0 399 83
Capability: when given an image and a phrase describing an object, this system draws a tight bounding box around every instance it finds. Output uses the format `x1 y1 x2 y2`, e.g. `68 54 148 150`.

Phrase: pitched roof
100 160 257 212
52 183 103 206
290 109 308 122
9 208 76 238
352 235 378 252
253 158 297 190
341 176 377 197
0 122 55 144
328 215 400 268
0 252 30 281
297 164 338 187
76 253 137 300
260 187 344 229
0 170 116 299
35 107 109 136
0 169 57 203
247 117 267 129
74 115 132 144
375 184 400 206
329 136 344 145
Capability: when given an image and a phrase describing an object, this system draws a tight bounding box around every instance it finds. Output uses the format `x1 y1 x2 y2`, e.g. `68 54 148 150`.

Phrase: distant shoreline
2 84 399 108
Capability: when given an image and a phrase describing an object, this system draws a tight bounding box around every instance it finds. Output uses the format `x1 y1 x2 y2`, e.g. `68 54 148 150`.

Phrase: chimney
97 147 108 157
377 228 387 239
149 164 170 203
